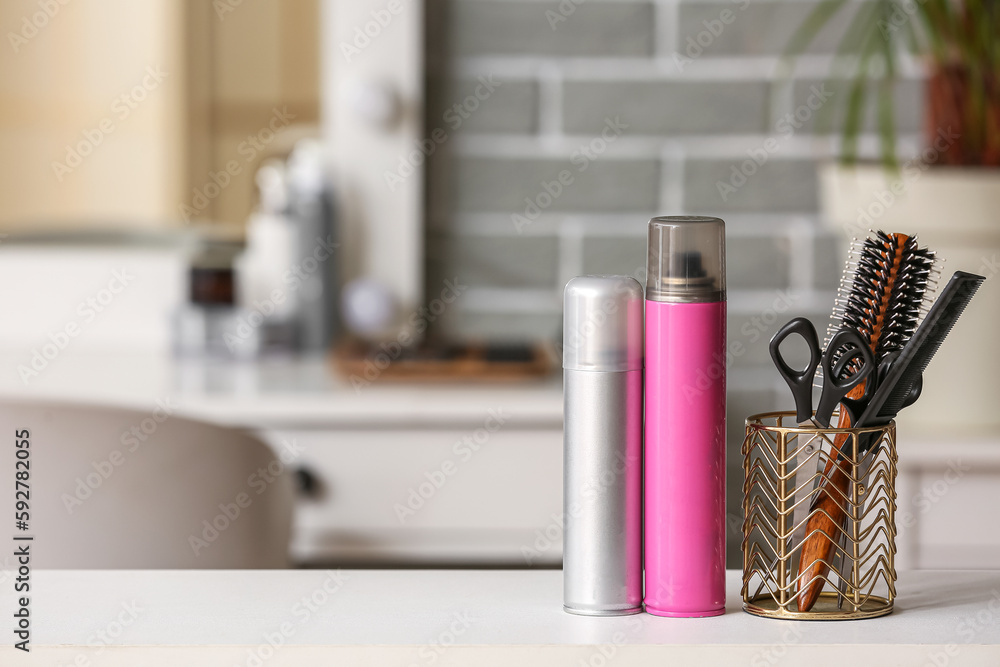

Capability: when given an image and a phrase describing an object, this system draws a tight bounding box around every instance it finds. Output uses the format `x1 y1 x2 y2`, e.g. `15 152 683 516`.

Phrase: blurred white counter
0 351 565 566
0 351 562 429
3 569 999 664
2 351 999 569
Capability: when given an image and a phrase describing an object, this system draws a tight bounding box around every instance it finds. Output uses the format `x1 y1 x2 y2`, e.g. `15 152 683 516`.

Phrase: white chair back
0 399 292 568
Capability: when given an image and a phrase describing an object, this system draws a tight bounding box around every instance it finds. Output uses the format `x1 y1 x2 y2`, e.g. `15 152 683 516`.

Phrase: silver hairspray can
563 275 643 616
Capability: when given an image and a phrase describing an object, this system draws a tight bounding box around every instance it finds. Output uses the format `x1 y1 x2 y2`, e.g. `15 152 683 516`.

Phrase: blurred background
0 0 997 571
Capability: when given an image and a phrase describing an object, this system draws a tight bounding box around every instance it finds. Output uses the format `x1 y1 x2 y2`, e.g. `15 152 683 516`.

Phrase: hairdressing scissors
769 318 876 428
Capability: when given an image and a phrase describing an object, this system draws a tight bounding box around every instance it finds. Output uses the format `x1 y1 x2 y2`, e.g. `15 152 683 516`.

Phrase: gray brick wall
424 0 925 566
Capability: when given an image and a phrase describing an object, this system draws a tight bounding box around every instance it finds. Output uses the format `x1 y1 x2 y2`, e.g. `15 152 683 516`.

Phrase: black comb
857 270 985 427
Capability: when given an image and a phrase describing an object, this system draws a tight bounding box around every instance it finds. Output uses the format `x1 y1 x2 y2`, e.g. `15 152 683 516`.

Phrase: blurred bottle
238 160 299 352
285 139 340 352
238 140 341 354
173 240 260 359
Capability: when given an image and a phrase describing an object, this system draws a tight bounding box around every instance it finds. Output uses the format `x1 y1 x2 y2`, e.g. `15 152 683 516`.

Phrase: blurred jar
173 241 260 359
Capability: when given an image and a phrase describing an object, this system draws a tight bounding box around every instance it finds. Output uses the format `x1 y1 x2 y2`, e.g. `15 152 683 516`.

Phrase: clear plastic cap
563 276 643 372
646 216 726 303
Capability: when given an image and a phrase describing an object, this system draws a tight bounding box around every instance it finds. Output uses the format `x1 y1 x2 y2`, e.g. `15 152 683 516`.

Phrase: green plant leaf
842 51 873 165
899 3 922 54
780 0 851 63
813 1 882 138
784 0 997 167
841 19 884 166
875 9 900 171
915 0 956 65
771 0 850 126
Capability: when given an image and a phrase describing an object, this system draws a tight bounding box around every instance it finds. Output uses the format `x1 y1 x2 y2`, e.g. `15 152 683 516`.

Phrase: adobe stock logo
7 0 73 54
18 269 136 385
512 116 628 233
339 0 411 63
179 106 296 222
673 0 751 72
716 84 834 202
383 76 501 192
51 66 168 182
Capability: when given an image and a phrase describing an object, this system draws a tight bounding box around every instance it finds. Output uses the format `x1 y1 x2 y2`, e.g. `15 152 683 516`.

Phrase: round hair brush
795 231 937 612
831 231 936 361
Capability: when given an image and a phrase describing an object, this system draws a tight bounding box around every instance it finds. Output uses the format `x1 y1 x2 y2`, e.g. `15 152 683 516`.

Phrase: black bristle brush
830 230 938 363
796 231 939 612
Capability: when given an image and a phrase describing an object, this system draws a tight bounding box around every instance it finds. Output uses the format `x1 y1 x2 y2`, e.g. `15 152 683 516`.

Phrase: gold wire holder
741 411 897 620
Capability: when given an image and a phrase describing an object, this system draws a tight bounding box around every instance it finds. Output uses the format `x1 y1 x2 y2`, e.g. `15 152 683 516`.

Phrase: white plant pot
820 163 1000 434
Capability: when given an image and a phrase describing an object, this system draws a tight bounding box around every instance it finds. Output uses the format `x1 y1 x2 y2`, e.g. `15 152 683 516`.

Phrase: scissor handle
813 329 875 427
769 317 823 424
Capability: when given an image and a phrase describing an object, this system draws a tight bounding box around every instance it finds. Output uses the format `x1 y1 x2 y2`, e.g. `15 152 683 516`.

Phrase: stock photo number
13 428 32 652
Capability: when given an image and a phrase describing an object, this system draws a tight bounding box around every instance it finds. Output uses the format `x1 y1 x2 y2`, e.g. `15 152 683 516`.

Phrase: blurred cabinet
895 437 1000 569
261 425 563 567
273 427 1000 570
0 0 319 230
0 0 187 229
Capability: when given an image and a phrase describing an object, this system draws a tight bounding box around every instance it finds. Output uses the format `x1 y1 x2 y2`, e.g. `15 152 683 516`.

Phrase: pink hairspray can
644 216 727 617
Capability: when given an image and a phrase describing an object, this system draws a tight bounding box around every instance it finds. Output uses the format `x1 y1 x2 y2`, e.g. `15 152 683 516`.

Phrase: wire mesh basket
742 411 897 620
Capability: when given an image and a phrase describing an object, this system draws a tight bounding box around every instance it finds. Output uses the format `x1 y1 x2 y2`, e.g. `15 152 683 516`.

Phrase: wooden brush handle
795 384 864 613
795 429 851 612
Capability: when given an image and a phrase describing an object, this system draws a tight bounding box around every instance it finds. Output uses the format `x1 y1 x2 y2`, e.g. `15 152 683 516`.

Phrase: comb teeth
867 271 984 422
822 230 940 381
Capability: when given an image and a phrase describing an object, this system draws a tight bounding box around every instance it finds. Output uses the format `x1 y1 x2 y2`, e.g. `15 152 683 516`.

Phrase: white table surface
2 569 999 664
